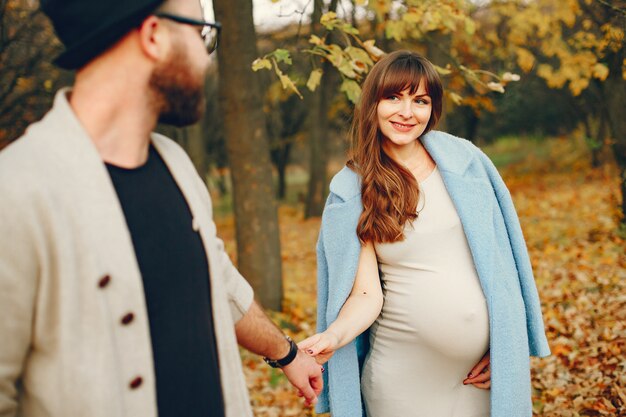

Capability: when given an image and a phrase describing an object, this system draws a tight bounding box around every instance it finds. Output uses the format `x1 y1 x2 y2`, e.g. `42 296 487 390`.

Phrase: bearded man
0 1 322 416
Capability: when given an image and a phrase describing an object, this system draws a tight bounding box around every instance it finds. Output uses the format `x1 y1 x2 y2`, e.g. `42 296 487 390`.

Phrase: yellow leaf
440 12 457 32
369 0 391 20
340 79 361 103
306 69 323 92
516 48 535 73
278 73 302 99
551 343 572 356
487 82 505 93
309 34 322 46
402 10 421 24
320 11 337 30
363 39 385 60
273 60 302 99
385 20 406 42
325 44 345 68
251 58 272 72
345 46 374 68
502 72 521 82
592 63 609 81
448 91 463 105
465 18 476 35
569 77 589 96
433 64 452 76
338 60 358 78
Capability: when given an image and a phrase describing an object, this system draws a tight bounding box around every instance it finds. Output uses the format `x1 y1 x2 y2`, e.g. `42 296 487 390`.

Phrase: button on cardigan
315 131 551 417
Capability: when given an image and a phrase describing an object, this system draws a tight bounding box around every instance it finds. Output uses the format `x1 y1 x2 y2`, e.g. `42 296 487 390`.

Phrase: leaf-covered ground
214 136 625 416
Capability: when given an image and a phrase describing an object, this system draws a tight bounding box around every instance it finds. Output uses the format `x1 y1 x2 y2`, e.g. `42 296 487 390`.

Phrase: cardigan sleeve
213 227 255 323
474 147 551 357
189 161 254 324
0 182 39 417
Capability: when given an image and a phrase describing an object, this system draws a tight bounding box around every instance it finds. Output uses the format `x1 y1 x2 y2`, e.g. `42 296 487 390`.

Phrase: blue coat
315 131 550 417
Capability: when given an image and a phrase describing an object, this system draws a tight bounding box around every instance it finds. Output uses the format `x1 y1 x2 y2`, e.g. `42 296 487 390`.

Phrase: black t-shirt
106 145 225 417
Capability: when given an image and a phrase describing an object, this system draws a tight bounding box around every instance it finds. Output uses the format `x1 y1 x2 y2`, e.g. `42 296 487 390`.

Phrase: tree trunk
213 0 283 310
185 122 209 179
271 142 292 200
592 111 608 169
427 33 452 131
462 106 480 143
277 160 287 200
305 0 338 218
304 77 329 217
603 50 626 230
582 115 597 167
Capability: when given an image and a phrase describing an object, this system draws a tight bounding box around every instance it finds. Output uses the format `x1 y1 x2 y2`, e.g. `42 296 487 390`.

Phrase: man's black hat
41 0 165 70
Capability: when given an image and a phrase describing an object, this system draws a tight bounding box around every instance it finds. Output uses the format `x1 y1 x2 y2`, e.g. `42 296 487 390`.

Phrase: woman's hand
297 331 340 365
463 350 491 389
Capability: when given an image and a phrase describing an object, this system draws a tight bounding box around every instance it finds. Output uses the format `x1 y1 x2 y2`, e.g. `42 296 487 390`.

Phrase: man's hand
281 350 324 407
463 350 491 389
234 300 323 406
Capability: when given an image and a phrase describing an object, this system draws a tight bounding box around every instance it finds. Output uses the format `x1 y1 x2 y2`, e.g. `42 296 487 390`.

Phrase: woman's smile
390 121 416 132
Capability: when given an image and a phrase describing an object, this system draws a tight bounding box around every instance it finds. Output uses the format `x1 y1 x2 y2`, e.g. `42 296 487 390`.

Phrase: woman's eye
415 98 429 104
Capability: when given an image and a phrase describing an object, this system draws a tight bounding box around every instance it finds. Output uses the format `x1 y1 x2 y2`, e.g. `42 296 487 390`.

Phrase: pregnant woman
299 51 550 417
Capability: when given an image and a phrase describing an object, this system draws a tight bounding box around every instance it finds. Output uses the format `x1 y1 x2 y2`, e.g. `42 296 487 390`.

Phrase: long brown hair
347 50 443 244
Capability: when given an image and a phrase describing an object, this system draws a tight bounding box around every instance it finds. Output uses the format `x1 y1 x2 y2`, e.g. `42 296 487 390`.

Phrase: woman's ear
137 15 168 61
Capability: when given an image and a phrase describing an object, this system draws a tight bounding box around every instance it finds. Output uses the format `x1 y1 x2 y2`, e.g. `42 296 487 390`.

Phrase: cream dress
361 167 491 417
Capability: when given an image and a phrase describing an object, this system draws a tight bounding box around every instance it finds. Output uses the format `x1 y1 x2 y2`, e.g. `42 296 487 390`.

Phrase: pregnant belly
372 268 490 364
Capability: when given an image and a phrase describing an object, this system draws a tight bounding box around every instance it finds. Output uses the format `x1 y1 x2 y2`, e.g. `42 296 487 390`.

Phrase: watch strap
263 335 298 368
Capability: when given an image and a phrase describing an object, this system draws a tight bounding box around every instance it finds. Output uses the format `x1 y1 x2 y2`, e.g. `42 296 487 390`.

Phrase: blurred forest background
1 0 624 415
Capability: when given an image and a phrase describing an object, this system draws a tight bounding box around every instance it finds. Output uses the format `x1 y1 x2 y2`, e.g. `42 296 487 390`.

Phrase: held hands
297 331 340 365
463 350 491 389
281 349 324 407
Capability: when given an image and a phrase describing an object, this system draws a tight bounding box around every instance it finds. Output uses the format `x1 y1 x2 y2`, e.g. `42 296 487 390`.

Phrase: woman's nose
398 99 413 118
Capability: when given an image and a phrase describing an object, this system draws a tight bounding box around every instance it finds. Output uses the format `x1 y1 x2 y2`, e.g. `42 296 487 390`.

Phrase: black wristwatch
263 335 298 368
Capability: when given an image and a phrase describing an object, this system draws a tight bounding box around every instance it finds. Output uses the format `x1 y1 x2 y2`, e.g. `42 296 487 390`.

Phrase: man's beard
149 47 206 127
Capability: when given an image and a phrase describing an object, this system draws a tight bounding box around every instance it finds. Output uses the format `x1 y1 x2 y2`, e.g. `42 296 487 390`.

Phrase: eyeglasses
154 13 221 55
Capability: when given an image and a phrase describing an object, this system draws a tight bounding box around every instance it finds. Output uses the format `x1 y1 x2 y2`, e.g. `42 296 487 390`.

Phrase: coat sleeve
474 147 551 357
193 174 254 323
314 193 334 414
0 183 39 417
315 190 366 416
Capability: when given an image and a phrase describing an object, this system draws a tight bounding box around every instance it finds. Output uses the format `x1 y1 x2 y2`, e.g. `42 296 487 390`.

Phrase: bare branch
295 0 313 40
596 0 626 17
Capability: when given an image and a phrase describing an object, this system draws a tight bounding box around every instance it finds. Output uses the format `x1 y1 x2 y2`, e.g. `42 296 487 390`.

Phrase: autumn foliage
215 135 625 416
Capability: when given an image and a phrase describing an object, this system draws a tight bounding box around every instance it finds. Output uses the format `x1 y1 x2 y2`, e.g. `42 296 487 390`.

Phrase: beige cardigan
0 90 254 417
